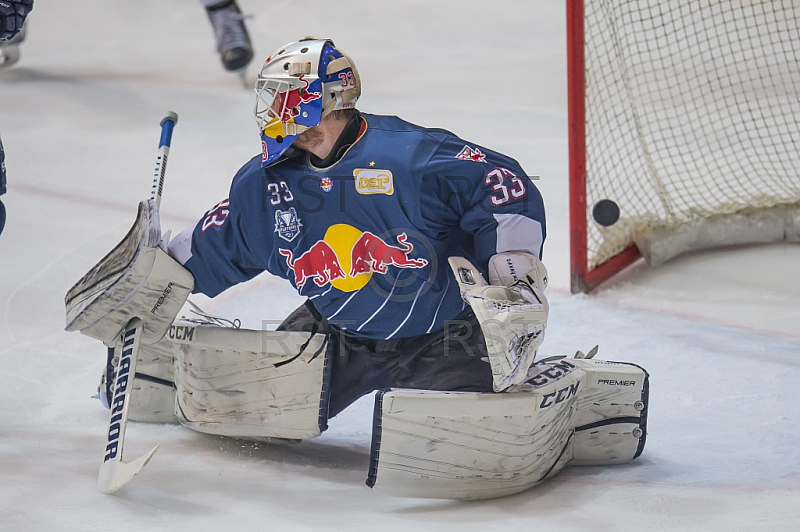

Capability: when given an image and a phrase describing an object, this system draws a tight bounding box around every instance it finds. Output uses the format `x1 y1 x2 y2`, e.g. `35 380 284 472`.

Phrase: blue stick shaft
151 111 179 207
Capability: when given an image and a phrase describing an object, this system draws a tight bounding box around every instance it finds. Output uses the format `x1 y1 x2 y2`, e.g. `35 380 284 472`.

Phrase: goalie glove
65 199 194 345
487 251 548 308
449 252 549 392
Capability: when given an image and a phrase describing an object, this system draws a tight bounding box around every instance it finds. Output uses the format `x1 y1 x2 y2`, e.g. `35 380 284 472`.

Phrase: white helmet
254 38 361 166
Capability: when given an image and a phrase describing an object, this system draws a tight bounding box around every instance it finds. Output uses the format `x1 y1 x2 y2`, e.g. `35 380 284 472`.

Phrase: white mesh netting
583 0 800 268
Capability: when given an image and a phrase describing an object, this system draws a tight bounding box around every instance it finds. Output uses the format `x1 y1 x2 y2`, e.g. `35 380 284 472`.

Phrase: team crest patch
275 208 303 242
456 145 487 163
320 177 333 192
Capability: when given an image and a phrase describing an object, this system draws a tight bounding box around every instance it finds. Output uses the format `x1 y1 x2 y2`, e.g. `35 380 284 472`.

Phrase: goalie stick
98 111 178 494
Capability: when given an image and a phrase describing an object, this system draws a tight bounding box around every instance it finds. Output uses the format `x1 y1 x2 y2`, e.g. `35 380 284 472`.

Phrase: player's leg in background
0 0 34 70
199 0 253 72
0 21 24 68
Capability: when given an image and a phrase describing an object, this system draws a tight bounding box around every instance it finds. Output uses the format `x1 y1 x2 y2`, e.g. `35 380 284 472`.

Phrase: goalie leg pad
366 366 584 500
570 358 649 464
365 357 649 499
171 320 330 440
99 330 178 424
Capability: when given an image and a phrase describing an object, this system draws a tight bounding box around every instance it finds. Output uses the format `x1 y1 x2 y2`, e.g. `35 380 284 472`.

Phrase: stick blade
98 444 160 494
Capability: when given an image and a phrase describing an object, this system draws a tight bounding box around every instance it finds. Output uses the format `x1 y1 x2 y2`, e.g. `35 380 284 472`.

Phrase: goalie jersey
169 113 546 339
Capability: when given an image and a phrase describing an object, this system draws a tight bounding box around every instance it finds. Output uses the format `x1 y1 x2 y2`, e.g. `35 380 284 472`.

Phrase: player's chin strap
282 122 309 136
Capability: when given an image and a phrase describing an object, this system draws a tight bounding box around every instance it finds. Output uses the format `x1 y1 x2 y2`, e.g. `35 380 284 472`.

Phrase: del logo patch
275 207 303 242
456 145 487 163
353 168 394 195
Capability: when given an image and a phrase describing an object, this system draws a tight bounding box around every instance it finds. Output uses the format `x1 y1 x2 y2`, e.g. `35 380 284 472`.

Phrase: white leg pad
570 358 649 465
129 331 179 423
367 366 584 500
367 358 649 499
98 328 178 424
170 320 329 440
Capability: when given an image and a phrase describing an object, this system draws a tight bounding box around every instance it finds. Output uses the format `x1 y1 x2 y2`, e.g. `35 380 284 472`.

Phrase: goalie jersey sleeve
167 157 269 297
419 135 546 270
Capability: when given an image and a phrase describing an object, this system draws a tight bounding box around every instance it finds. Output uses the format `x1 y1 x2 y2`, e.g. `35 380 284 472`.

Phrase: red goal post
567 0 800 293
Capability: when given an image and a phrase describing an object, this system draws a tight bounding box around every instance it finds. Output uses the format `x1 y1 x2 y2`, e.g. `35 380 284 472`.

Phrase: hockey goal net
568 0 800 292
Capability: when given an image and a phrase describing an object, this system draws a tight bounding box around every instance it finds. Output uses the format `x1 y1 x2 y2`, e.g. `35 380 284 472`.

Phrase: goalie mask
254 38 361 166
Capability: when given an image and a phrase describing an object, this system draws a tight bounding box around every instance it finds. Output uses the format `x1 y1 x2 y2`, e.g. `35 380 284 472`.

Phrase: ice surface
1 1 798 530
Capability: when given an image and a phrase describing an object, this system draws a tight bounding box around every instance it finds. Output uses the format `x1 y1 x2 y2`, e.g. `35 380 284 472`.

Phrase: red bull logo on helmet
277 75 322 123
279 224 428 293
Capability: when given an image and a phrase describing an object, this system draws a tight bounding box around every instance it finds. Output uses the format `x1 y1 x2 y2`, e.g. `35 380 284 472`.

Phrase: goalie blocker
64 199 194 346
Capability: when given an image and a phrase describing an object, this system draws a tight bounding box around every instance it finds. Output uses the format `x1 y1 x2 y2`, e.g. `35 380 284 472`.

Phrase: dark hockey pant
277 300 494 418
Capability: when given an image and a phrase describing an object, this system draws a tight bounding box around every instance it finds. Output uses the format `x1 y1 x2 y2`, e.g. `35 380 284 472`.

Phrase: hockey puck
592 199 620 227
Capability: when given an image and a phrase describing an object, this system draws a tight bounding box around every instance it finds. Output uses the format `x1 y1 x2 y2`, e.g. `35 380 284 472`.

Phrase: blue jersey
169 114 546 339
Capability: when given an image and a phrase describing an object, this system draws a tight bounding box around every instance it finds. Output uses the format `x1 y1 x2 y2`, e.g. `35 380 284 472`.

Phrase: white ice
1 1 798 530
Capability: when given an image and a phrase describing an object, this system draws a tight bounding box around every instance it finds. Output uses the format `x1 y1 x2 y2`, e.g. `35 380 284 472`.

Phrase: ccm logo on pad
354 169 393 195
540 381 580 409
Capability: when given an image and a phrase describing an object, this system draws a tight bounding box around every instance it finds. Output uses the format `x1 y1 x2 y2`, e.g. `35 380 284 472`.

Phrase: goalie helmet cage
567 0 800 293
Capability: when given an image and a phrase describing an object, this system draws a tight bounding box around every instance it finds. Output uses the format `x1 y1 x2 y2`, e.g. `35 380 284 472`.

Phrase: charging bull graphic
279 230 428 292
349 232 428 276
279 241 346 288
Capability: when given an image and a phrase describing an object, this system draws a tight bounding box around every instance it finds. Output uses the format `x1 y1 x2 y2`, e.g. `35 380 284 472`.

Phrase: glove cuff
488 251 548 290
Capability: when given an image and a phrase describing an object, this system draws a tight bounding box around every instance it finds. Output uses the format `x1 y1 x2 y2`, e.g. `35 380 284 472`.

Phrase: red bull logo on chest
279 241 346 288
349 231 428 276
279 224 428 293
